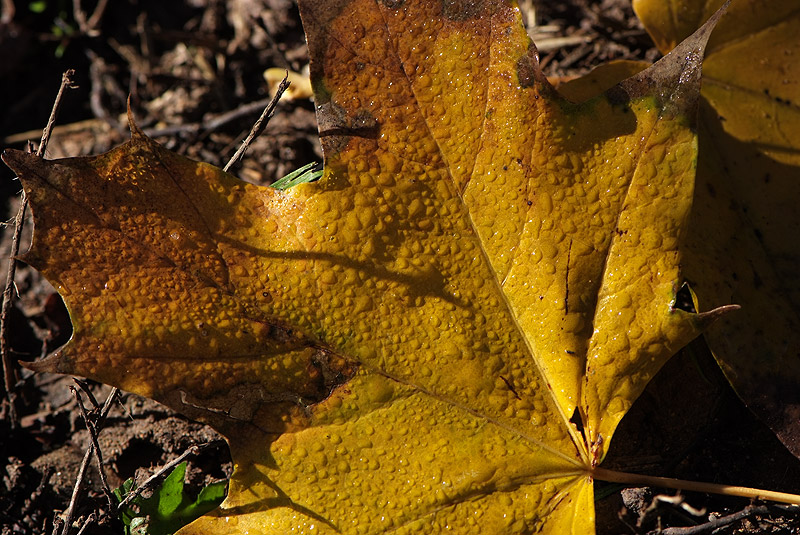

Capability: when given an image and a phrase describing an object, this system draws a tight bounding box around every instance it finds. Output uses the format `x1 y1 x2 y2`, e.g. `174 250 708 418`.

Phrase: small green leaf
112 477 135 503
28 1 47 13
113 461 227 535
195 480 227 506
113 478 138 529
153 462 187 516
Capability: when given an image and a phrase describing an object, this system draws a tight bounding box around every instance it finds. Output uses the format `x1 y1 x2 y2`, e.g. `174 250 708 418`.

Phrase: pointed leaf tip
2 149 52 193
615 0 730 116
19 351 65 374
2 148 35 175
693 303 741 329
126 97 144 139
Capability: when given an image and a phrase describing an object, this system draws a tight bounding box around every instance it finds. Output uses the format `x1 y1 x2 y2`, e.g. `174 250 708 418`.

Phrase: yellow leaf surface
634 0 800 455
3 1 728 533
554 60 650 104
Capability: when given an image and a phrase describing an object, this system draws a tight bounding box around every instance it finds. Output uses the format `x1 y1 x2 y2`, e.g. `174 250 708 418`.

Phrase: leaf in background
3 1 727 533
556 60 651 104
634 0 800 456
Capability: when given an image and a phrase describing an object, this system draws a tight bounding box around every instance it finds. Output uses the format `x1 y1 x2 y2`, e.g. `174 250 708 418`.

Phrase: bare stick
38 70 79 158
593 467 800 505
0 192 25 428
117 443 214 510
659 504 771 535
71 0 108 35
73 0 87 32
59 388 118 535
223 75 290 172
204 97 283 133
72 384 115 511
1 0 14 25
85 0 109 32
60 446 94 535
136 97 277 138
73 514 96 535
73 377 101 410
4 96 300 143
1 69 77 428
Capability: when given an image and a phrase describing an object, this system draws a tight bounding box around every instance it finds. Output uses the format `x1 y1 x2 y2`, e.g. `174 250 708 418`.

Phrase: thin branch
137 97 277 139
0 193 25 428
72 383 115 511
85 0 109 31
593 467 800 505
72 0 108 36
223 75 290 172
3 94 292 146
96 387 119 431
38 70 79 158
1 0 14 25
657 504 771 535
73 377 101 410
73 514 96 535
73 0 87 32
50 516 63 535
203 97 283 133
59 388 118 535
60 446 94 535
1 69 77 429
116 443 214 510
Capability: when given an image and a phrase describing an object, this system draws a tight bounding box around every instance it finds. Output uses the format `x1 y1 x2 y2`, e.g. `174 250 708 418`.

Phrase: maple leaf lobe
3 131 361 435
636 0 800 458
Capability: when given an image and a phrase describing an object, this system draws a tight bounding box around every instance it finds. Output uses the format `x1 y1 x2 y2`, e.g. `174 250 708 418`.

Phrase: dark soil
1 1 799 534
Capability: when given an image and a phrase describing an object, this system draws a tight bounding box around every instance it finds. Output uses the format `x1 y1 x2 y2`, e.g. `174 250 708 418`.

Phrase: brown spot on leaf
308 349 359 403
317 101 380 154
441 0 486 21
516 43 540 88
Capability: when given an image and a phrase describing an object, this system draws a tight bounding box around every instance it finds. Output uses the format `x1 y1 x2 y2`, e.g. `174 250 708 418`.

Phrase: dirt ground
1 1 799 534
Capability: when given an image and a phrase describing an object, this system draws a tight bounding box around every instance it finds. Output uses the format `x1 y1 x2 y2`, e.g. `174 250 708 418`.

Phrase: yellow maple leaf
635 0 800 458
560 0 800 458
4 1 780 533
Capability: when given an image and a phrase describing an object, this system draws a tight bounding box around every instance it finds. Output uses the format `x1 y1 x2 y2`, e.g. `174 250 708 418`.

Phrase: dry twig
656 504 771 535
1 69 77 428
73 0 109 36
223 74 290 172
72 382 116 511
73 513 96 535
59 387 119 535
1 0 14 25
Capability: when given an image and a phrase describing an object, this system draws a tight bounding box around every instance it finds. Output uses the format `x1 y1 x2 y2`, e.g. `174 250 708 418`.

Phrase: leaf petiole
592 467 800 505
